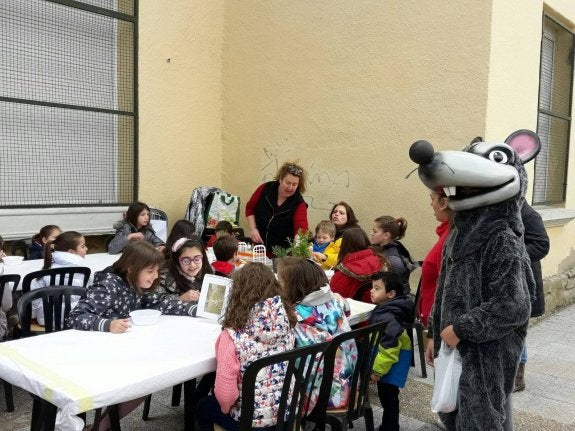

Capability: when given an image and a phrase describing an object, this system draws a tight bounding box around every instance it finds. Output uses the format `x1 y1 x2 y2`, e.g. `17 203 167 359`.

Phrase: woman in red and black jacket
245 162 308 253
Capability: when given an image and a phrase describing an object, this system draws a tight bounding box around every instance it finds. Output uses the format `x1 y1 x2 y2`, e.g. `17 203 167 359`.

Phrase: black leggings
376 382 400 431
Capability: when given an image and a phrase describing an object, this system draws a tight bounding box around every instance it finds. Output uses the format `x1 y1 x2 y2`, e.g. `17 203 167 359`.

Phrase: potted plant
271 229 313 271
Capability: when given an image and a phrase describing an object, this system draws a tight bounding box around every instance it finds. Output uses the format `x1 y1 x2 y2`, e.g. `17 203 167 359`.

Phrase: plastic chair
17 286 87 336
149 207 168 242
408 262 427 378
21 267 91 294
0 274 20 412
312 321 388 431
10 239 30 260
213 341 331 431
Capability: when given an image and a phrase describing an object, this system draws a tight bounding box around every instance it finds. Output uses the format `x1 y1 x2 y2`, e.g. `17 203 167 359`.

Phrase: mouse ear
504 129 541 164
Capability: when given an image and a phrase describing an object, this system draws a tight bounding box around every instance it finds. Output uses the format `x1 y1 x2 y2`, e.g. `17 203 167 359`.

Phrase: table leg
108 404 122 431
184 378 197 430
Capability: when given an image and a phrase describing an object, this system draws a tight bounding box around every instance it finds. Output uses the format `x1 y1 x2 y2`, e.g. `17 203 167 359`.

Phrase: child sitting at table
206 220 234 248
153 237 213 310
107 201 165 254
164 219 196 257
197 263 295 430
30 231 88 326
67 241 196 333
29 225 61 260
212 236 239 277
311 220 338 269
277 256 356 409
369 271 413 431
330 227 390 303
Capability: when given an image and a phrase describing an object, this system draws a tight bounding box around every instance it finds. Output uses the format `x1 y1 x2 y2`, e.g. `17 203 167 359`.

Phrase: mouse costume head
409 130 541 211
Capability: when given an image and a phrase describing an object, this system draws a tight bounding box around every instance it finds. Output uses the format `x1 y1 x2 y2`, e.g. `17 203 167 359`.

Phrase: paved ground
2 303 575 430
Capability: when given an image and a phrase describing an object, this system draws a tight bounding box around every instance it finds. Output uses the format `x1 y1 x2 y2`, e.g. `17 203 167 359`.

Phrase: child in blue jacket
369 271 413 431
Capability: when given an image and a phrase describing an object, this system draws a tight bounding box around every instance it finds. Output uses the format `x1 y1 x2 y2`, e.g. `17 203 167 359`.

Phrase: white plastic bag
430 341 462 413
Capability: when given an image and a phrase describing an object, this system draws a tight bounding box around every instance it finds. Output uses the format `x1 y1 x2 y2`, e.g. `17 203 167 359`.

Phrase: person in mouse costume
409 130 540 431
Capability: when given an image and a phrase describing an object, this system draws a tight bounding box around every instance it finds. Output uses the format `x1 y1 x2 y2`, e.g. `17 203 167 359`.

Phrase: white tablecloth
0 316 221 430
0 253 120 310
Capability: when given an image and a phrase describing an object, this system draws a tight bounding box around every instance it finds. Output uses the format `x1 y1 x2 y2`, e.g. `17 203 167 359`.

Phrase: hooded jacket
370 295 414 387
330 248 384 303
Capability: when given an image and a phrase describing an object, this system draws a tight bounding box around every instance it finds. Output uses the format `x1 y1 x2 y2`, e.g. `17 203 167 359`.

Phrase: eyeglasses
287 164 303 176
179 256 203 265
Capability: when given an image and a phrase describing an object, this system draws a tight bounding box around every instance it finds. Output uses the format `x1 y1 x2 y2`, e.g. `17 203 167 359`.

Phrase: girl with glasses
156 237 213 305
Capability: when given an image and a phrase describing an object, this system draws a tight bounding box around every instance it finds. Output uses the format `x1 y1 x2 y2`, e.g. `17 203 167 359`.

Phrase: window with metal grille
534 15 574 205
0 0 137 208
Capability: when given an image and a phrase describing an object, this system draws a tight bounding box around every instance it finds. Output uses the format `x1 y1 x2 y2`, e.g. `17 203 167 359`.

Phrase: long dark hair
33 225 60 243
337 227 388 268
42 231 84 270
277 256 328 304
330 202 359 237
125 202 150 230
165 219 196 254
373 216 408 241
166 237 212 293
112 242 164 295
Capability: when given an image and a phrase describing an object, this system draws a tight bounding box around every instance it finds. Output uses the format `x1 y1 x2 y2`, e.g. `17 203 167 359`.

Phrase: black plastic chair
17 286 87 337
9 239 30 260
312 321 388 431
213 341 331 431
408 262 427 378
15 267 91 338
0 274 20 412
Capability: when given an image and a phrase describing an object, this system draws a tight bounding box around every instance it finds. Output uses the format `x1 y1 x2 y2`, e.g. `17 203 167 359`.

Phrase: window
534 15 574 205
0 0 137 208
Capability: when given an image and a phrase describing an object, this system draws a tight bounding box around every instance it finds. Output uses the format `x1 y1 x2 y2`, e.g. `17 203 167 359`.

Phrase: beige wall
221 0 492 260
138 0 224 223
486 0 575 277
135 0 575 276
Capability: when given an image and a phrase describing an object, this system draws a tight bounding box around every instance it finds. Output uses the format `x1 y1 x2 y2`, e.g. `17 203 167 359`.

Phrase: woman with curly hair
197 263 295 430
245 161 308 253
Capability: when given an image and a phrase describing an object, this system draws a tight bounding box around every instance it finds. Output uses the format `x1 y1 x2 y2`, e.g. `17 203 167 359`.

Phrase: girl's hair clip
172 237 190 253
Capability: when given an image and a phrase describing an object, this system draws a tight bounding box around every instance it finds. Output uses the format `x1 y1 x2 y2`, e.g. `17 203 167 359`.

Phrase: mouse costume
409 130 540 431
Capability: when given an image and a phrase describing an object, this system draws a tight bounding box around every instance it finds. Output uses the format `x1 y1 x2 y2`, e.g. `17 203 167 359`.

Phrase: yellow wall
135 0 575 276
138 0 224 222
487 0 575 277
221 0 492 260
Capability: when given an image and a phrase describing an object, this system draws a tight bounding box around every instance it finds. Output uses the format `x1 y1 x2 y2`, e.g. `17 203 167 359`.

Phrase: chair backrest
17 286 87 336
22 267 91 294
313 321 388 427
10 239 30 260
149 207 168 242
237 341 331 431
0 274 21 308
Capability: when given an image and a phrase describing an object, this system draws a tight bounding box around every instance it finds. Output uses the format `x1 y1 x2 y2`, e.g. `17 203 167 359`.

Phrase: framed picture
196 274 233 320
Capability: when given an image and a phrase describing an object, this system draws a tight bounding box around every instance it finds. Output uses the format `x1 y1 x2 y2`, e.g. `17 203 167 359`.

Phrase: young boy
369 271 414 431
206 220 234 248
212 235 239 277
311 220 338 269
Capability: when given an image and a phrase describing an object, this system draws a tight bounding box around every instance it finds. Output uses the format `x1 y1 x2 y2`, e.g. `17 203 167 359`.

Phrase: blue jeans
520 342 528 364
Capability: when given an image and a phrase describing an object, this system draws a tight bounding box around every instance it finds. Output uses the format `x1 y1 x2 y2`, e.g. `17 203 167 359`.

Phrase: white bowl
129 309 161 326
2 256 24 266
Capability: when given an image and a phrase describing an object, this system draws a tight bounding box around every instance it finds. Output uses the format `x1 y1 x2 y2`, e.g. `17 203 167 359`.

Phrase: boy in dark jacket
369 271 414 431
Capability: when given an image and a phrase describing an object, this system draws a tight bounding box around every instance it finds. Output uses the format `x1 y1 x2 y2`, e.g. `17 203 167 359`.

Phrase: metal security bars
534 15 574 205
0 0 137 207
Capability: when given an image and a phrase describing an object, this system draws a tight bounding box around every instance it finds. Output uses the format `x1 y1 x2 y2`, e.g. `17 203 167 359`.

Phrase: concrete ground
2 303 575 430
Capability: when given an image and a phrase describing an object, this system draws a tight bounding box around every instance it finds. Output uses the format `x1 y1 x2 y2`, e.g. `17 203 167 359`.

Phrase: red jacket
418 220 450 327
330 249 384 303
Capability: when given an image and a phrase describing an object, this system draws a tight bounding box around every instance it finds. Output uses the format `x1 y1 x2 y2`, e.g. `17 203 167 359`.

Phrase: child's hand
370 373 380 383
157 245 166 252
128 232 145 241
0 250 6 260
180 290 200 302
425 338 435 367
440 325 460 348
312 252 325 262
109 318 131 333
